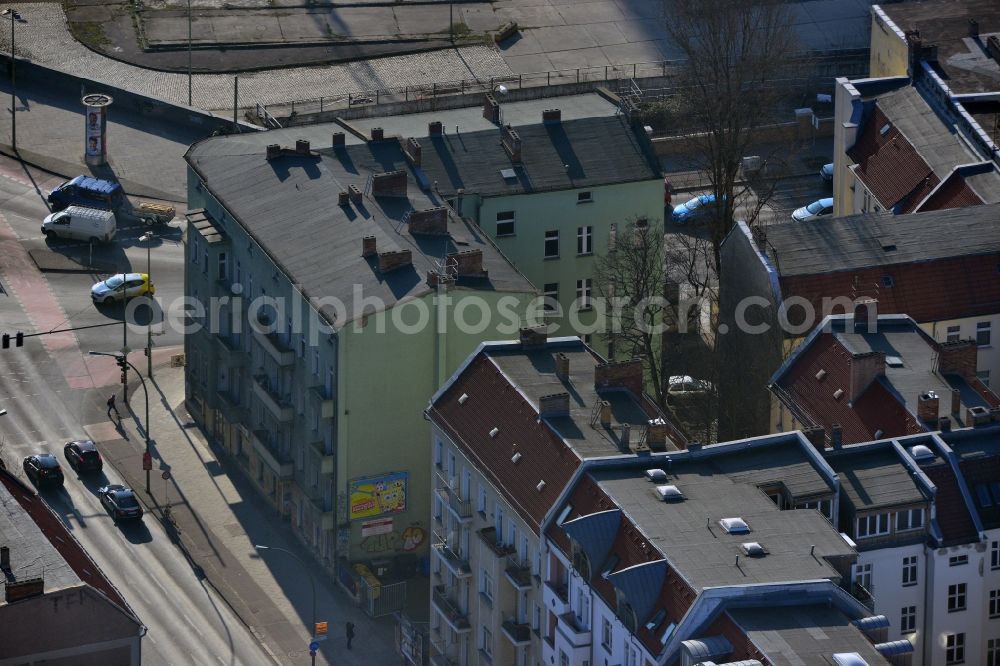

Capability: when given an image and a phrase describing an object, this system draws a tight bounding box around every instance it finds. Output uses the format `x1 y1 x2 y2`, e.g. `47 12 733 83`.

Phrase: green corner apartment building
182 131 535 605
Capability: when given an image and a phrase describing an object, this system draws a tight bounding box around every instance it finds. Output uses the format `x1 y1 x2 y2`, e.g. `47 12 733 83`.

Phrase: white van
41 206 116 243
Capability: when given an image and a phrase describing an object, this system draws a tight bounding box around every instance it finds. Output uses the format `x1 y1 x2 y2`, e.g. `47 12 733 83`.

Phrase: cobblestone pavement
0 3 513 113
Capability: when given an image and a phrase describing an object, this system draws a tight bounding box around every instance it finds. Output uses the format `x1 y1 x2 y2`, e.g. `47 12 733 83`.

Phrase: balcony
501 619 532 646
477 527 516 559
504 555 532 590
251 429 293 478
252 375 294 422
544 579 570 615
309 385 334 420
253 329 294 366
214 334 247 366
305 437 335 476
216 389 247 421
850 581 875 612
557 612 591 648
432 533 471 578
435 472 473 523
432 585 471 634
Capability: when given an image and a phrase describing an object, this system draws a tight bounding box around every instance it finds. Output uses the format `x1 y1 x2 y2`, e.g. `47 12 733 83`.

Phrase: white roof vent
815 369 827 381
654 484 683 501
886 355 903 367
833 653 870 666
536 480 547 492
489 427 499 438
741 542 766 557
458 393 469 404
500 168 517 180
646 469 668 483
511 452 522 464
909 444 934 461
719 517 750 534
833 388 844 400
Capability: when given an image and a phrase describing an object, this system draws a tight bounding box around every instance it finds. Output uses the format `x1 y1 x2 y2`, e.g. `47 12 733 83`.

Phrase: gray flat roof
487 343 659 459
186 136 534 326
826 444 926 510
729 605 889 666
711 439 834 501
0 482 80 600
593 458 853 593
761 203 1000 277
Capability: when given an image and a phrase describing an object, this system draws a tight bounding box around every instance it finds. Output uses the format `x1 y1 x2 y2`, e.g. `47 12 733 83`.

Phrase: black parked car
98 484 144 522
22 454 65 489
63 439 103 472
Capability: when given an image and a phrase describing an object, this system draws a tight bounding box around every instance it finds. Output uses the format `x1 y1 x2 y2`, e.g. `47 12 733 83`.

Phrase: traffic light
1 334 8 349
143 347 149 357
120 370 127 384
3 332 26 348
14 332 22 347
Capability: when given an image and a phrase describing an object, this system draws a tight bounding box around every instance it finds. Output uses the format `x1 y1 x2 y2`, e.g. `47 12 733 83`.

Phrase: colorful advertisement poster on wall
349 472 407 520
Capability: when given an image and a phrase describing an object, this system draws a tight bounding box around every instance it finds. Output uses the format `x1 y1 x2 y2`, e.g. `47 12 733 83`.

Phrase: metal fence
360 577 407 617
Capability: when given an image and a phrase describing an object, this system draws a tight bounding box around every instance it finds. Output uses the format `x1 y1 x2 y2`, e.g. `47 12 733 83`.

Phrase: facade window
978 321 992 346
577 226 593 254
949 555 968 566
945 633 965 665
189 234 198 263
312 349 320 376
989 638 1000 666
854 563 872 591
993 541 1000 569
496 211 515 237
608 223 617 252
799 499 833 521
577 279 592 310
481 570 494 602
559 651 569 666
478 485 487 514
601 617 612 652
979 370 992 387
235 260 241 285
856 513 889 538
434 440 442 468
946 325 961 343
577 191 592 204
481 626 493 657
947 583 967 612
991 590 1000 618
218 251 228 281
543 283 559 313
896 508 924 532
544 230 559 258
902 556 917 586
900 606 916 634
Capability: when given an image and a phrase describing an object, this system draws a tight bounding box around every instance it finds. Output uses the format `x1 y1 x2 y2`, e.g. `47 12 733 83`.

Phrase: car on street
98 484 144 522
64 439 103 472
91 273 155 305
791 197 834 223
671 194 717 225
667 375 716 397
820 163 834 182
22 453 65 489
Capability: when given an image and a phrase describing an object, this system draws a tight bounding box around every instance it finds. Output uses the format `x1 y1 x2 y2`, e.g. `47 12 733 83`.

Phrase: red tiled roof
431 355 580 530
921 462 979 546
917 171 985 212
774 335 924 445
778 253 1000 323
959 456 1000 530
848 106 937 211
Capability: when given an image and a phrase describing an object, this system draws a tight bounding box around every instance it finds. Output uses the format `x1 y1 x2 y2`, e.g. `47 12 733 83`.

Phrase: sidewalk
88 356 402 666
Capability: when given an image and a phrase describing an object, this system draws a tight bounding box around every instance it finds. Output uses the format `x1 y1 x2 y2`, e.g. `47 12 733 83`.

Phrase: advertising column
82 93 113 167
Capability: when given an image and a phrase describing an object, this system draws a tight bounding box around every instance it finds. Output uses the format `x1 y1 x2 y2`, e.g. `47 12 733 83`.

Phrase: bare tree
595 217 672 408
662 0 797 263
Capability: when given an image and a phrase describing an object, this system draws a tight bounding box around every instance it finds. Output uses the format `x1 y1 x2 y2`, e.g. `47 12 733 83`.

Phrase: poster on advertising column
82 93 112 166
349 471 407 520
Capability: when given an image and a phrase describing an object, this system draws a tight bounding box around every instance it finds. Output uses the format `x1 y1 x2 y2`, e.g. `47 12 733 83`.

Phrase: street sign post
142 451 152 471
314 621 328 641
309 641 320 652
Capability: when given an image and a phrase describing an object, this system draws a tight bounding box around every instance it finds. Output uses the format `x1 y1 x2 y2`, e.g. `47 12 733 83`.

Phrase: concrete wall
869 8 910 79
652 111 835 157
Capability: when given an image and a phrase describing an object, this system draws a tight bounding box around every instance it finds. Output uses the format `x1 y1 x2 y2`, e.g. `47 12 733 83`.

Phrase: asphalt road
0 157 271 666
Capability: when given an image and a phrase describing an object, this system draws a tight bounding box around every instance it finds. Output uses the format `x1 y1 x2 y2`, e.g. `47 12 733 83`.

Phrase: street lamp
255 544 318 665
187 0 192 106
4 8 21 152
90 350 151 493
140 231 154 379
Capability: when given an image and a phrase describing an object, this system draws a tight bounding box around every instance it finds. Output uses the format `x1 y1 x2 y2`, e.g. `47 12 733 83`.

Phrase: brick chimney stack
853 298 878 333
554 353 569 382
917 391 940 423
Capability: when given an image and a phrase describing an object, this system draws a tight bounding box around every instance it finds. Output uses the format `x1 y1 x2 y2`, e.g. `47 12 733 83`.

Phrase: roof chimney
598 400 612 427
519 325 548 348
646 418 668 451
801 426 826 451
0 546 9 571
853 298 878 333
338 191 350 206
483 93 500 124
849 351 886 402
362 236 377 258
429 121 443 136
938 416 952 432
969 18 980 39
265 144 281 160
621 423 631 451
594 360 643 395
555 353 569 382
917 391 939 423
951 389 961 415
448 249 486 277
408 207 448 236
333 132 346 147
371 170 408 198
967 405 992 427
501 125 522 162
348 184 363 204
5 577 44 603
539 392 570 417
370 127 385 142
831 424 843 449
295 139 311 154
542 108 562 124
377 250 412 273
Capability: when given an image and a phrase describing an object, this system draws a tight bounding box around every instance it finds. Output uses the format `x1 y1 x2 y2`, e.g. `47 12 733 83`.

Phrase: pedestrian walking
345 621 355 650
107 393 120 420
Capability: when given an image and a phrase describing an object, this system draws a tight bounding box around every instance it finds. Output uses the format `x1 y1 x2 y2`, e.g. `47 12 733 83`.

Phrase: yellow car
91 273 155 305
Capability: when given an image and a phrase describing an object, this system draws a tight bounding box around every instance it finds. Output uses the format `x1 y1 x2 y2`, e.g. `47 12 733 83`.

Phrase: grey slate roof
728 605 889 666
562 509 621 576
606 558 667 623
593 455 854 593
826 444 927 510
419 115 661 198
760 203 1000 277
710 439 834 500
185 136 535 327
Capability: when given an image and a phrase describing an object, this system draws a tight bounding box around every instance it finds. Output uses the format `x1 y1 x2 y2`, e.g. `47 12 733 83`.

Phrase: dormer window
571 544 591 581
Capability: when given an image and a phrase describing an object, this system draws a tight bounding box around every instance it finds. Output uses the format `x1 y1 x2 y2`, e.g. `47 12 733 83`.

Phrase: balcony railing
432 585 471 633
477 527 516 558
253 329 295 366
252 374 294 422
309 385 334 419
432 532 471 578
429 634 461 666
557 612 592 648
501 618 532 646
850 581 875 611
214 334 247 365
251 429 293 478
504 555 532 590
435 472 473 522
